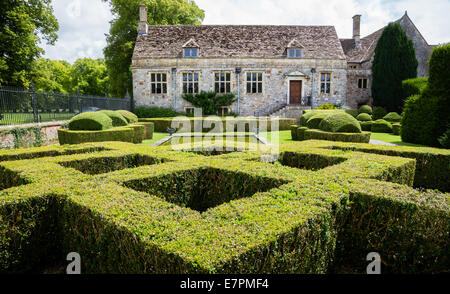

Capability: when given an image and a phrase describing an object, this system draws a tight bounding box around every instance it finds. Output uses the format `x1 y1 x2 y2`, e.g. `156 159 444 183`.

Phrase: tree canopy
103 0 205 97
0 0 59 87
371 23 418 112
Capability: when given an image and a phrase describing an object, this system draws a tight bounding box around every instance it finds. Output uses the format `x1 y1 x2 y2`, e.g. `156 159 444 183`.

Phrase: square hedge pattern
0 140 448 274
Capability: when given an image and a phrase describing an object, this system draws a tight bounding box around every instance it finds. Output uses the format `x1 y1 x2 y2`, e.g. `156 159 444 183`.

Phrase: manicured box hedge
303 129 371 143
138 117 296 133
58 124 148 145
0 140 448 274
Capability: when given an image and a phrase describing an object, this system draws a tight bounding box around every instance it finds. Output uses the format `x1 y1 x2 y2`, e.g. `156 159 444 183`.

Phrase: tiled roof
133 25 346 60
340 14 405 63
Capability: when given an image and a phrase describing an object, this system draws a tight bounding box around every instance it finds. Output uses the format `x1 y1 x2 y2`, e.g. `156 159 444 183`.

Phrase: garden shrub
371 119 393 133
318 113 362 133
305 112 330 129
68 112 113 131
134 122 154 140
116 110 138 124
344 109 359 118
383 112 402 123
0 140 448 273
134 106 182 118
402 77 428 98
290 125 298 141
356 113 372 122
372 106 387 120
99 110 128 127
392 123 401 136
296 127 308 141
358 105 372 115
58 125 145 145
360 121 373 132
316 104 336 110
303 129 370 143
438 125 450 149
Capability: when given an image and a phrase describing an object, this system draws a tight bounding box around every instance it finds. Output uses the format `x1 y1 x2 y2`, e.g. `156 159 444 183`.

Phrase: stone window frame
149 72 168 95
246 71 264 94
182 71 200 94
319 72 332 95
358 78 368 89
214 71 233 94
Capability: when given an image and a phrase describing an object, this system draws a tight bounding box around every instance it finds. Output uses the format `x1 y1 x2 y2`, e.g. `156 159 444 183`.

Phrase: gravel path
369 139 399 146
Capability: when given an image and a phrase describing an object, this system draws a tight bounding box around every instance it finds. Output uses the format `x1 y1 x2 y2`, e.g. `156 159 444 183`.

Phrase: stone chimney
138 4 148 35
353 14 361 45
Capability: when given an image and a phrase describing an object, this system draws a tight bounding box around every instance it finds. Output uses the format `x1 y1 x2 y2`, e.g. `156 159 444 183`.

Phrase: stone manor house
132 4 432 117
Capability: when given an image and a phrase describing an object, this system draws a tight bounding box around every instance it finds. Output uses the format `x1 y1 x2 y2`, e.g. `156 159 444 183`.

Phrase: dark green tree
372 23 418 112
103 0 204 98
31 58 72 93
70 58 109 96
0 0 58 87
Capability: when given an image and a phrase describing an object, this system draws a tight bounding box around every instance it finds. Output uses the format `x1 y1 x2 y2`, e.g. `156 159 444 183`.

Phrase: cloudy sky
42 0 450 63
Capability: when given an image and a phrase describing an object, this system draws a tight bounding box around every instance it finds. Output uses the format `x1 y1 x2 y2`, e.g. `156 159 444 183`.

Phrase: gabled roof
182 38 200 48
133 25 346 60
340 12 428 63
287 38 305 48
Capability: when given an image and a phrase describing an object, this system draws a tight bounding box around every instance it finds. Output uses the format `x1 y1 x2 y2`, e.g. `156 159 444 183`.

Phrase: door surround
286 76 305 105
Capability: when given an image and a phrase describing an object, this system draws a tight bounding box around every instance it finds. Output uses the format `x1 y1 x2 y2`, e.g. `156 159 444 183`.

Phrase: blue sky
42 0 450 63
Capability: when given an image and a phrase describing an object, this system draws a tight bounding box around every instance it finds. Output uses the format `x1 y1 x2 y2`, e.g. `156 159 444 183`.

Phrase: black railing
0 84 131 126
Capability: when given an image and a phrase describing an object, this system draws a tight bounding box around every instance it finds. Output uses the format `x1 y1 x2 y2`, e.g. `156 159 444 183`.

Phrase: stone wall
345 61 372 108
132 58 347 116
0 121 66 149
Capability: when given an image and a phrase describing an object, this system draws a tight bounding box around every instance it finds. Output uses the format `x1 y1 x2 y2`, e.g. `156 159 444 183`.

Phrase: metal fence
0 84 131 126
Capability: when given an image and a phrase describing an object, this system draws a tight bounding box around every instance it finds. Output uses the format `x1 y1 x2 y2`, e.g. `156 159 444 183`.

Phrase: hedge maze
0 141 448 273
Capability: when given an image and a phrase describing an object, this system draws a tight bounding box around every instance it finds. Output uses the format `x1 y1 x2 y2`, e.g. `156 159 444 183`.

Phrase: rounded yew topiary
116 110 138 124
68 112 113 131
360 121 373 131
372 106 387 120
356 113 372 122
319 112 362 133
306 112 330 129
358 105 373 115
99 110 128 127
383 112 402 123
371 119 393 133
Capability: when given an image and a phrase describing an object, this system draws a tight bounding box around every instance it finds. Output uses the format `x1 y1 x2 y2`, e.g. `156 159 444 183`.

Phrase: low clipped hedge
290 125 299 141
303 129 370 143
306 112 330 129
99 110 128 127
358 105 372 115
383 112 402 123
68 112 113 131
139 118 296 133
0 140 448 273
58 124 146 145
319 113 362 133
356 113 372 122
393 123 401 136
135 122 154 140
116 110 138 124
371 119 393 133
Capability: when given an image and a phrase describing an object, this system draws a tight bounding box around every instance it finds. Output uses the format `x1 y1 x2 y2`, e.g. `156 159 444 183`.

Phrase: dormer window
286 38 304 59
183 48 198 58
288 49 302 58
182 38 199 58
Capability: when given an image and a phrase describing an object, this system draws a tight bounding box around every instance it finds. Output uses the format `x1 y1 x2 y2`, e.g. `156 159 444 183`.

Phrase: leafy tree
103 0 204 97
372 23 418 112
31 59 72 93
0 0 58 87
70 58 109 96
183 91 236 115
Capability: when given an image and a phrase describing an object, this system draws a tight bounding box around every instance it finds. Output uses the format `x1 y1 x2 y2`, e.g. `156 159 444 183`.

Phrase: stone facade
133 58 347 117
132 7 432 116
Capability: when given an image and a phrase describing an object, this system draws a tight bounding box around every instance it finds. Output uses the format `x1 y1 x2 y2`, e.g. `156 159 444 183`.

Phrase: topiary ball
358 105 373 115
319 112 362 133
383 112 402 123
371 119 393 133
68 112 113 131
372 106 387 120
99 110 128 127
356 113 372 122
116 110 138 123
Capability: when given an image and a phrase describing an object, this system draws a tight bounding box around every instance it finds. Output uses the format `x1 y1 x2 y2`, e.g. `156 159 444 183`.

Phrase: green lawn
369 132 426 147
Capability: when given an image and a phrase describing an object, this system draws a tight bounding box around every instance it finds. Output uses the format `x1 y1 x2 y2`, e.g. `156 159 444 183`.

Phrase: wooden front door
289 80 302 104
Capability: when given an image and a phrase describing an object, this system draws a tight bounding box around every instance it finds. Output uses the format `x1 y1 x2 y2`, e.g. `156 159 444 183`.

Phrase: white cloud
42 0 449 63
